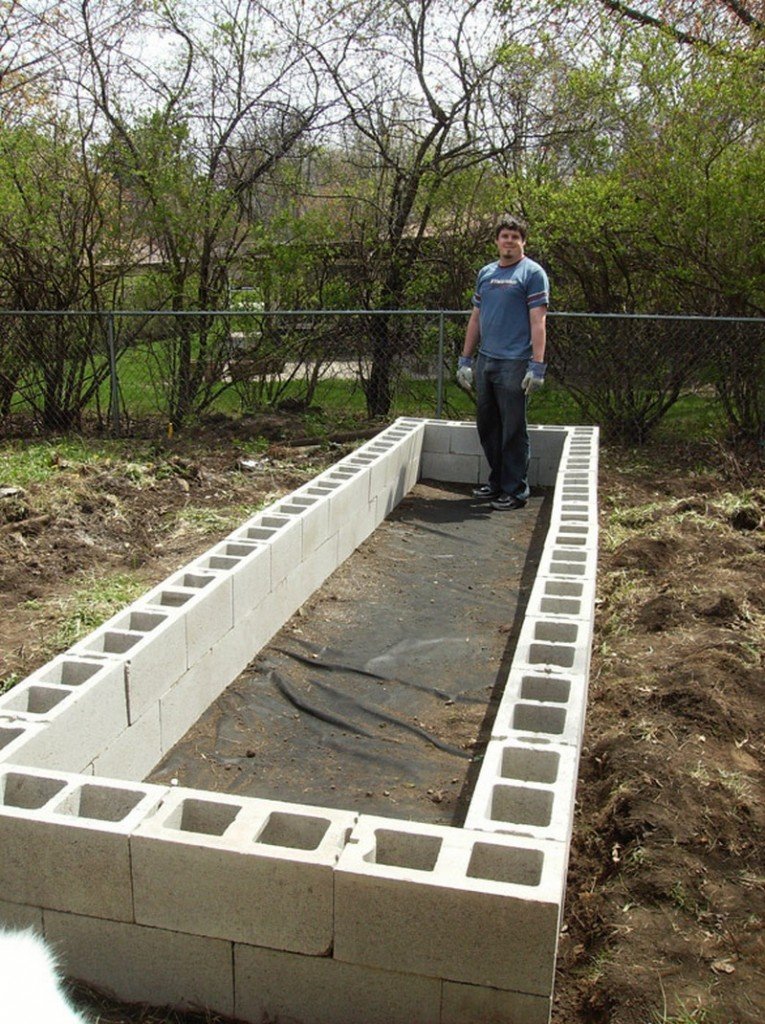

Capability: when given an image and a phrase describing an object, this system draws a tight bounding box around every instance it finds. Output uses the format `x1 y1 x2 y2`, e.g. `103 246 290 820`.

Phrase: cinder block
89 700 162 780
420 451 481 484
322 469 372 536
336 494 380 564
144 568 234 668
72 606 187 725
274 491 332 562
538 541 598 580
512 614 592 680
0 719 48 765
44 910 234 1016
159 568 317 755
233 510 302 587
156 579 296 754
0 656 127 772
334 816 565 995
234 943 441 1024
441 980 551 1024
0 898 43 933
131 789 356 953
464 738 580 844
368 448 399 504
422 419 463 454
201 539 272 621
0 766 165 919
491 664 588 747
298 532 342 598
526 574 597 622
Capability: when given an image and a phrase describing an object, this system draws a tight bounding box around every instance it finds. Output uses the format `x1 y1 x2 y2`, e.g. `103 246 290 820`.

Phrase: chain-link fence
0 309 763 443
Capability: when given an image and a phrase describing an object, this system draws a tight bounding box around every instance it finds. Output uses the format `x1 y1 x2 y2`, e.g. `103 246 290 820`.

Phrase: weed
49 572 147 651
630 719 661 743
165 504 259 539
652 1006 714 1023
669 880 692 911
582 946 615 983
626 845 647 868
689 762 755 802
0 672 21 695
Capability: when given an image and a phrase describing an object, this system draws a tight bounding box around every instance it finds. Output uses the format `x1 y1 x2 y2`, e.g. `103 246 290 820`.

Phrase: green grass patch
27 571 149 656
165 503 261 540
0 438 113 487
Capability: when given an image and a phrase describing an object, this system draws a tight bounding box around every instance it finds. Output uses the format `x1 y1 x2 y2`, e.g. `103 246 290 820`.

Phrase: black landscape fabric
149 481 551 825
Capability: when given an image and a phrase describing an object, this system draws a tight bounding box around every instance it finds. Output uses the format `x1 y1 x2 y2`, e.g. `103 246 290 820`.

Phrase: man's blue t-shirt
472 256 549 360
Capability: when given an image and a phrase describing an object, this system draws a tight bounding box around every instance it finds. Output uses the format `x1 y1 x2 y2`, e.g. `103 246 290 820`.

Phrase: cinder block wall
0 419 598 1024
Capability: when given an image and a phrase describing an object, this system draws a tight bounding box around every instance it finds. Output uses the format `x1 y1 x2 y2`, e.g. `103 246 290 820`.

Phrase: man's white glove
456 356 474 391
522 360 546 395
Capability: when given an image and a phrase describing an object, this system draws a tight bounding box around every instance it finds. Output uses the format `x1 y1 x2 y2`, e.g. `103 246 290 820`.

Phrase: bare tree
296 0 552 416
70 0 330 425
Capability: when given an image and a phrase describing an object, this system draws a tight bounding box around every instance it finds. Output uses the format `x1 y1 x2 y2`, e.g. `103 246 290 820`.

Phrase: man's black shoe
472 484 500 499
490 494 527 511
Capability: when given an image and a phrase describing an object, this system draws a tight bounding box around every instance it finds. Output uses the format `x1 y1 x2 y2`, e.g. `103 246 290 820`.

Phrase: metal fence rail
0 309 763 442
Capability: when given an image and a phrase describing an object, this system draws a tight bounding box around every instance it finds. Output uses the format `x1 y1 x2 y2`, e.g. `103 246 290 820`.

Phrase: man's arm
462 307 481 358
530 305 547 363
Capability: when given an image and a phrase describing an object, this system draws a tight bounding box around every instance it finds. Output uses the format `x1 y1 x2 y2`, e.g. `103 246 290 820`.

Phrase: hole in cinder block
260 516 291 528
255 811 330 850
244 527 277 541
544 581 583 598
529 642 575 669
369 829 441 871
490 784 554 828
204 555 241 571
155 590 193 608
124 611 166 633
512 703 567 735
466 842 543 886
56 784 144 822
1 772 66 809
553 549 586 563
179 573 215 589
501 747 560 784
306 485 335 494
533 622 578 644
221 543 260 558
520 676 571 704
166 797 240 836
540 597 581 616
1 685 69 714
95 631 141 655
556 534 587 546
40 660 101 687
0 727 24 750
550 561 586 577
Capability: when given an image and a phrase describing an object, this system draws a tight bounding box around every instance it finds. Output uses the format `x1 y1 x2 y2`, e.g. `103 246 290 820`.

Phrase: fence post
105 312 120 436
436 309 445 419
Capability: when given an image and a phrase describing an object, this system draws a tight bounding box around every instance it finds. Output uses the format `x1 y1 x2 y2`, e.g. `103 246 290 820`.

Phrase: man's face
496 228 525 264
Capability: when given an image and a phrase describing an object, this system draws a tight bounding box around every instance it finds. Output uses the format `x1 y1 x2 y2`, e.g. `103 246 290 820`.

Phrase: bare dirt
0 426 763 1024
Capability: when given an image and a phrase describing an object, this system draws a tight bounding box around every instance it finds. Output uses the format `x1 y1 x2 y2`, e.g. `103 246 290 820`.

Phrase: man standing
457 214 549 511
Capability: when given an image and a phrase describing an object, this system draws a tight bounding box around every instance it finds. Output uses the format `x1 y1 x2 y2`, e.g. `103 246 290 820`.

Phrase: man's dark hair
495 214 528 240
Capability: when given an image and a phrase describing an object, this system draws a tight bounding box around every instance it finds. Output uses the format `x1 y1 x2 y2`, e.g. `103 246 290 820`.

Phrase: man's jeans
475 354 530 501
